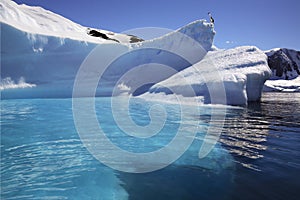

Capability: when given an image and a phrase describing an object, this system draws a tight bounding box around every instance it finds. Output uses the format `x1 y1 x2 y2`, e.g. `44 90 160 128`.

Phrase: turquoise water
1 93 300 199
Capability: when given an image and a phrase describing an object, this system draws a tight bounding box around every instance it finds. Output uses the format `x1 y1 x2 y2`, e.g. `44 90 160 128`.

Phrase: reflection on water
219 93 300 170
220 102 270 170
223 93 300 200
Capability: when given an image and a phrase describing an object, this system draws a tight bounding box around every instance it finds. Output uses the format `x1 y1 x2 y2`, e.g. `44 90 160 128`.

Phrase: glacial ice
142 46 271 105
1 0 271 105
1 0 214 99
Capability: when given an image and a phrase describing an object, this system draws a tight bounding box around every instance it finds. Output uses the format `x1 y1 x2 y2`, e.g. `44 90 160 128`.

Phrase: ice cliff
1 0 272 104
1 0 214 99
142 46 271 105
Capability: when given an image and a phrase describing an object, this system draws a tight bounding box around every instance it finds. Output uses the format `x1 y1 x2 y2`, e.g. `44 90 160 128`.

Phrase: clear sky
13 0 300 50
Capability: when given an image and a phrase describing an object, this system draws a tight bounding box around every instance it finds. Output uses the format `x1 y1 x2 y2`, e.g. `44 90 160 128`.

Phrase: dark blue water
1 93 299 200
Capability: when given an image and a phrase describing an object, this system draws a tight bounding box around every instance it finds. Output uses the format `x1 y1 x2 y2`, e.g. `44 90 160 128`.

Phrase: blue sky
13 0 300 50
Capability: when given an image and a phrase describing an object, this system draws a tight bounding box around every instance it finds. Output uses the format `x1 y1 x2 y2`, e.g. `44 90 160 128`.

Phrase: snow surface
0 0 136 44
264 76 300 92
1 0 214 99
1 0 272 105
141 46 271 105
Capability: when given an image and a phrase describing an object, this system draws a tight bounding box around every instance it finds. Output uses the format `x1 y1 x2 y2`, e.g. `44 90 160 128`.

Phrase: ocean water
1 93 299 200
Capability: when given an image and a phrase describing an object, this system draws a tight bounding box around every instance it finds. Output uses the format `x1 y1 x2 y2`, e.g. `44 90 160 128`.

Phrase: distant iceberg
264 77 300 92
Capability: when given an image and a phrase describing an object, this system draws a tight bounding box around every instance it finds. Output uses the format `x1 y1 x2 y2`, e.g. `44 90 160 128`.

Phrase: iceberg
1 0 272 105
1 0 214 99
0 0 139 44
264 77 300 92
142 46 271 105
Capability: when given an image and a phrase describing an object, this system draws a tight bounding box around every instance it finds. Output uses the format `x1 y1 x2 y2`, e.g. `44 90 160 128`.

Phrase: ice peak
0 0 140 44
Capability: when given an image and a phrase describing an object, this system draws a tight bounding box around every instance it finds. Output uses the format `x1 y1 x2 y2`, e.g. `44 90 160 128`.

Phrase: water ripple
219 93 300 171
1 139 96 199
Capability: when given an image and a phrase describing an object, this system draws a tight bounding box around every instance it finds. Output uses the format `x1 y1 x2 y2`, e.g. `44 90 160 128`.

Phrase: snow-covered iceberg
1 0 272 104
264 77 300 92
142 46 271 105
0 0 139 44
1 0 214 99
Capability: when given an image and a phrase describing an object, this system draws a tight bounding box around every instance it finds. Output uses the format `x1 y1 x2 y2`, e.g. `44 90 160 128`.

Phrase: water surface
1 93 299 199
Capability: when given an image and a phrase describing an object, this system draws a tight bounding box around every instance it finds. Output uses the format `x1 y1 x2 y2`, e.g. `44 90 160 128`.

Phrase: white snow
264 77 300 92
1 0 214 99
264 48 281 55
0 0 135 44
1 0 274 105
141 46 271 105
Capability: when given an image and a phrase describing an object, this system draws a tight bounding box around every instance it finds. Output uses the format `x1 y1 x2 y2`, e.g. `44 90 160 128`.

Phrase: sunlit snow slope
142 46 271 105
1 0 215 99
1 0 274 103
0 0 140 43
